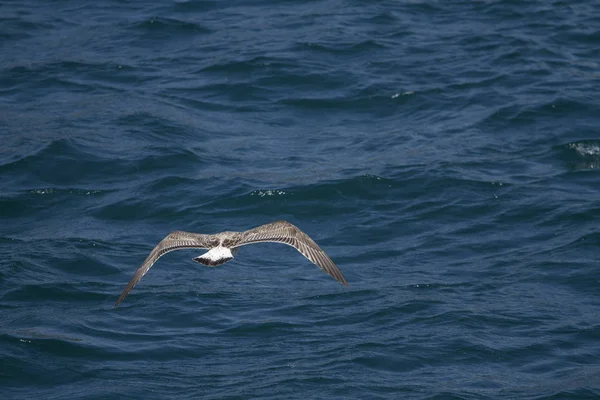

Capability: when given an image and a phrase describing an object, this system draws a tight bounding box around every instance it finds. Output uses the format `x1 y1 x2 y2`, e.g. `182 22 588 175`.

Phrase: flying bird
114 220 347 307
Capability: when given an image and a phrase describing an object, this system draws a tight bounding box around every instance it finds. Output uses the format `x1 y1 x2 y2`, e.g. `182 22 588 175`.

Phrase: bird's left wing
236 220 348 286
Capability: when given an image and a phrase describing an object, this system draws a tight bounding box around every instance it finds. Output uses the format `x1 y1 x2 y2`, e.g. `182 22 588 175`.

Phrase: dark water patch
1 330 156 363
278 89 405 117
0 237 120 290
171 0 219 13
3 329 83 343
1 137 210 193
89 176 249 222
2 60 149 94
478 97 595 132
132 16 211 36
256 69 363 95
117 109 205 141
196 174 403 220
291 174 400 201
90 195 185 222
131 148 204 174
362 10 401 26
0 188 110 219
126 15 213 54
298 38 386 55
0 17 50 41
302 287 378 302
199 55 293 75
0 138 131 186
220 320 303 336
162 94 238 113
1 283 108 305
174 82 274 105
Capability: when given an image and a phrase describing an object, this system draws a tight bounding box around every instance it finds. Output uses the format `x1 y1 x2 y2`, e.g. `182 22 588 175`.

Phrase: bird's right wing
114 231 215 307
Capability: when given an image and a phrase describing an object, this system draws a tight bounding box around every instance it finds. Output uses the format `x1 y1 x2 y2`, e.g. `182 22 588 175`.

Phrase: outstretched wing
114 231 215 307
237 220 348 286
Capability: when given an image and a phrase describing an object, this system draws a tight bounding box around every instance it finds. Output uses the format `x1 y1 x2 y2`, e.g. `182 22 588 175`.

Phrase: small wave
9 328 83 343
29 188 105 196
568 142 600 157
249 189 288 197
391 91 414 98
561 140 600 170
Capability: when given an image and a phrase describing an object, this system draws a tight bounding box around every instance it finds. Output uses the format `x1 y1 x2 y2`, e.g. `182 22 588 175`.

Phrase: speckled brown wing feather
236 220 348 286
114 231 215 307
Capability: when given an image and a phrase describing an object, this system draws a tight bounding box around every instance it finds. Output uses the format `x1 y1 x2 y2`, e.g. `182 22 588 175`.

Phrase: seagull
114 220 348 307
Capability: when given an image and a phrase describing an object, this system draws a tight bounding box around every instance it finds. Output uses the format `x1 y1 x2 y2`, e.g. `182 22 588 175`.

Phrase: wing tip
335 273 349 287
114 292 128 308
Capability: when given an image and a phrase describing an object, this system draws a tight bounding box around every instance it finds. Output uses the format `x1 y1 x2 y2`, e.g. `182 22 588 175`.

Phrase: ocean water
1 0 600 398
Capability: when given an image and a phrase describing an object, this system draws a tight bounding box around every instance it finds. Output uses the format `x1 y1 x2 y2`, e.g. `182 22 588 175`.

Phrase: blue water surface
1 1 600 399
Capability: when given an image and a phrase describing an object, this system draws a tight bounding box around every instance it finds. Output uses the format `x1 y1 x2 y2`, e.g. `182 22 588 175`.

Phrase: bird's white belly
193 246 238 267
